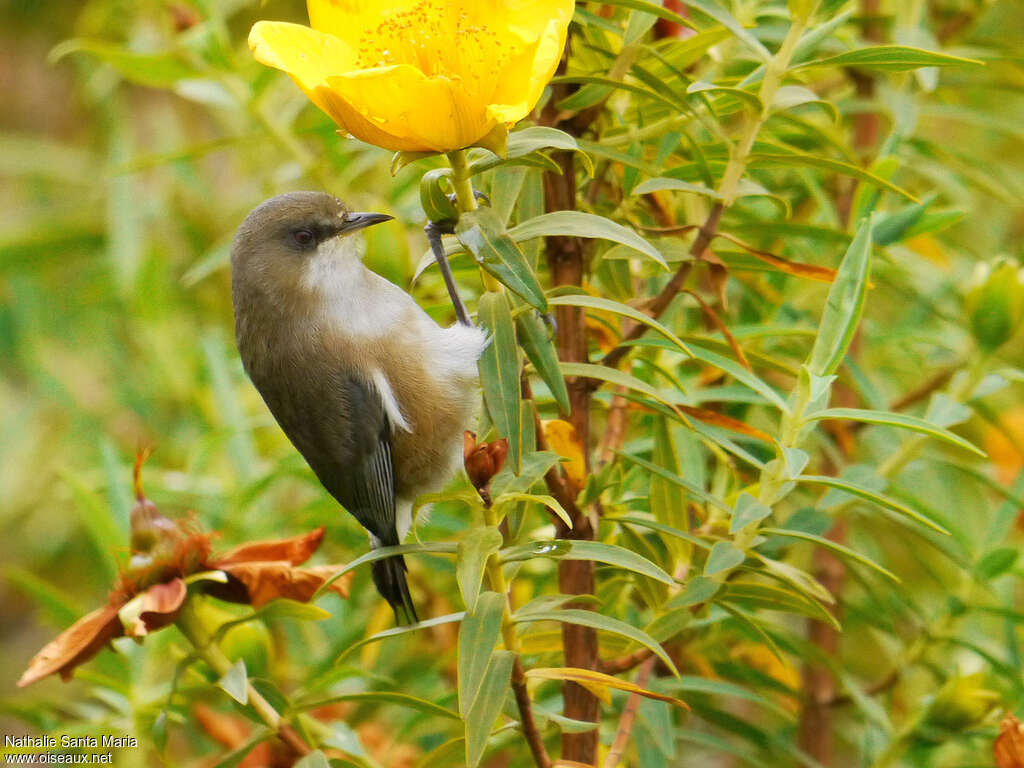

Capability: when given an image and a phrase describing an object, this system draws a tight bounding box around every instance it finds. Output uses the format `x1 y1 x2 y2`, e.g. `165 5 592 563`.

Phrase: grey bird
230 191 486 623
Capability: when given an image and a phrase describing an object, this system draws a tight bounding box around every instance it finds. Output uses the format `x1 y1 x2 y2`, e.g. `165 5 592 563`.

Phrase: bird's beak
339 212 394 235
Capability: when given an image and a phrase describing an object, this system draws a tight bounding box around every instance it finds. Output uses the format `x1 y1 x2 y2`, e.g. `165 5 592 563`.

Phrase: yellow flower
249 0 573 153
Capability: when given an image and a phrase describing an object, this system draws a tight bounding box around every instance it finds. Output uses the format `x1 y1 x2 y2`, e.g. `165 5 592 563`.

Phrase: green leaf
494 492 571 528
458 591 506 717
515 309 571 415
684 343 789 411
666 576 721 608
759 528 899 582
49 39 199 88
464 650 514 767
613 453 730 512
295 692 460 720
771 85 839 122
749 154 915 201
721 582 839 629
730 493 771 534
808 216 874 376
632 177 722 199
796 45 983 72
610 516 713 552
293 751 331 768
684 0 771 61
457 528 504 612
704 542 745 576
559 362 685 419
549 294 692 357
478 291 522 472
975 548 1018 581
500 539 674 584
420 168 458 222
470 126 592 175
313 542 458 599
798 475 950 534
60 469 121 581
514 609 678 675
650 420 691 566
686 81 763 111
457 209 547 312
808 408 985 456
664 676 795 720
336 612 466 662
508 211 666 267
252 600 332 623
600 0 697 30
218 659 248 705
873 195 936 246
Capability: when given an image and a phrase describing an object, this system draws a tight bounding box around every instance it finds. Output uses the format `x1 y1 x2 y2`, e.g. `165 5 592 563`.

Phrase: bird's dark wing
261 371 398 545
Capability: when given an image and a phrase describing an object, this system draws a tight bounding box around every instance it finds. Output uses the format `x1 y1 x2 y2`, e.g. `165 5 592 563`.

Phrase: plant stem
176 596 312 757
481 494 551 768
447 149 501 293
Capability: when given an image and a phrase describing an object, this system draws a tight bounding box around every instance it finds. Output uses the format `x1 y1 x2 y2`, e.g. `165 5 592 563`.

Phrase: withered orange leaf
18 602 125 687
126 578 187 638
996 715 1024 768
217 563 353 608
214 527 326 567
682 289 751 371
713 231 836 283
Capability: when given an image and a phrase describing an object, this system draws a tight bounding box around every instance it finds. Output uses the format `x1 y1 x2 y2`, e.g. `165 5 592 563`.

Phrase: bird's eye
292 228 315 248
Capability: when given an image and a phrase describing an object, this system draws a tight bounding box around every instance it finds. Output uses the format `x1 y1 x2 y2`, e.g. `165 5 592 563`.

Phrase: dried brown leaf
18 602 125 687
214 527 326 567
996 715 1024 768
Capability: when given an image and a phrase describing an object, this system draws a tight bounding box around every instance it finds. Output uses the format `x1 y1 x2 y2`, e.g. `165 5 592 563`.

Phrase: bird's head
230 191 393 295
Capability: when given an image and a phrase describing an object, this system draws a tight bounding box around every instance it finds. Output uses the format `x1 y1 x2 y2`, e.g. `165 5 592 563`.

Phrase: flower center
355 1 511 94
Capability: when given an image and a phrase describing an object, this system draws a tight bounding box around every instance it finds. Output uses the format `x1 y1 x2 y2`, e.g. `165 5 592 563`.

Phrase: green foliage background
2 1 1024 767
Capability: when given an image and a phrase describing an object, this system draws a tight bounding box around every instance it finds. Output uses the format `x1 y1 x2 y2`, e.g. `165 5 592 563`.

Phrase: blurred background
2 0 1024 765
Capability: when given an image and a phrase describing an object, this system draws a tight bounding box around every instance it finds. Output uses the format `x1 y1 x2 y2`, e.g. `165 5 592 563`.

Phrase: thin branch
512 656 552 768
598 648 654 676
602 656 656 768
598 202 724 375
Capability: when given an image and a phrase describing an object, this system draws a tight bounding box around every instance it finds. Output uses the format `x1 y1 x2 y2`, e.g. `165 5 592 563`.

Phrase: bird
230 191 487 623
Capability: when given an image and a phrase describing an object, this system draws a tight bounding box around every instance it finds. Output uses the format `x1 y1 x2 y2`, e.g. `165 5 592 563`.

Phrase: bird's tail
371 554 418 625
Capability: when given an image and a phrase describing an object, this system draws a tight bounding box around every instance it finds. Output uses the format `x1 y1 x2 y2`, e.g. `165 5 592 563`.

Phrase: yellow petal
327 65 496 152
249 21 425 151
489 16 567 123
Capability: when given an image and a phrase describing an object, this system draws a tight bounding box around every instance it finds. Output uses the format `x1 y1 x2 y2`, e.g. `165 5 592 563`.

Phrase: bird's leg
425 220 472 327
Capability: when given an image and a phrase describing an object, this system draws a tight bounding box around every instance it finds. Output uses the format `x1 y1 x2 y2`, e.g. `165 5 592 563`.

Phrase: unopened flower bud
965 258 1024 351
463 431 509 492
923 673 1000 733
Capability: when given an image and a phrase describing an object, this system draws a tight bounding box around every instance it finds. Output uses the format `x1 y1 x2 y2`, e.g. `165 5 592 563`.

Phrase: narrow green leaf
722 582 839 630
749 154 915 201
704 542 745 576
610 516 713 552
798 475 950 534
457 528 504 612
218 660 248 705
729 493 772 534
759 528 899 582
975 548 1018 581
600 0 697 30
796 44 983 72
335 612 466 663
513 609 678 676
632 177 722 199
500 539 674 584
293 751 330 768
457 209 547 312
808 217 874 376
613 453 730 512
295 691 460 720
650 420 691 567
807 407 985 456
313 542 458 599
559 361 685 419
60 469 121 581
686 81 762 111
458 591 506 717
49 39 199 87
464 650 514 767
494 492 571 528
515 309 571 415
549 294 691 357
684 0 771 61
508 211 666 267
478 291 522 472
664 676 796 720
